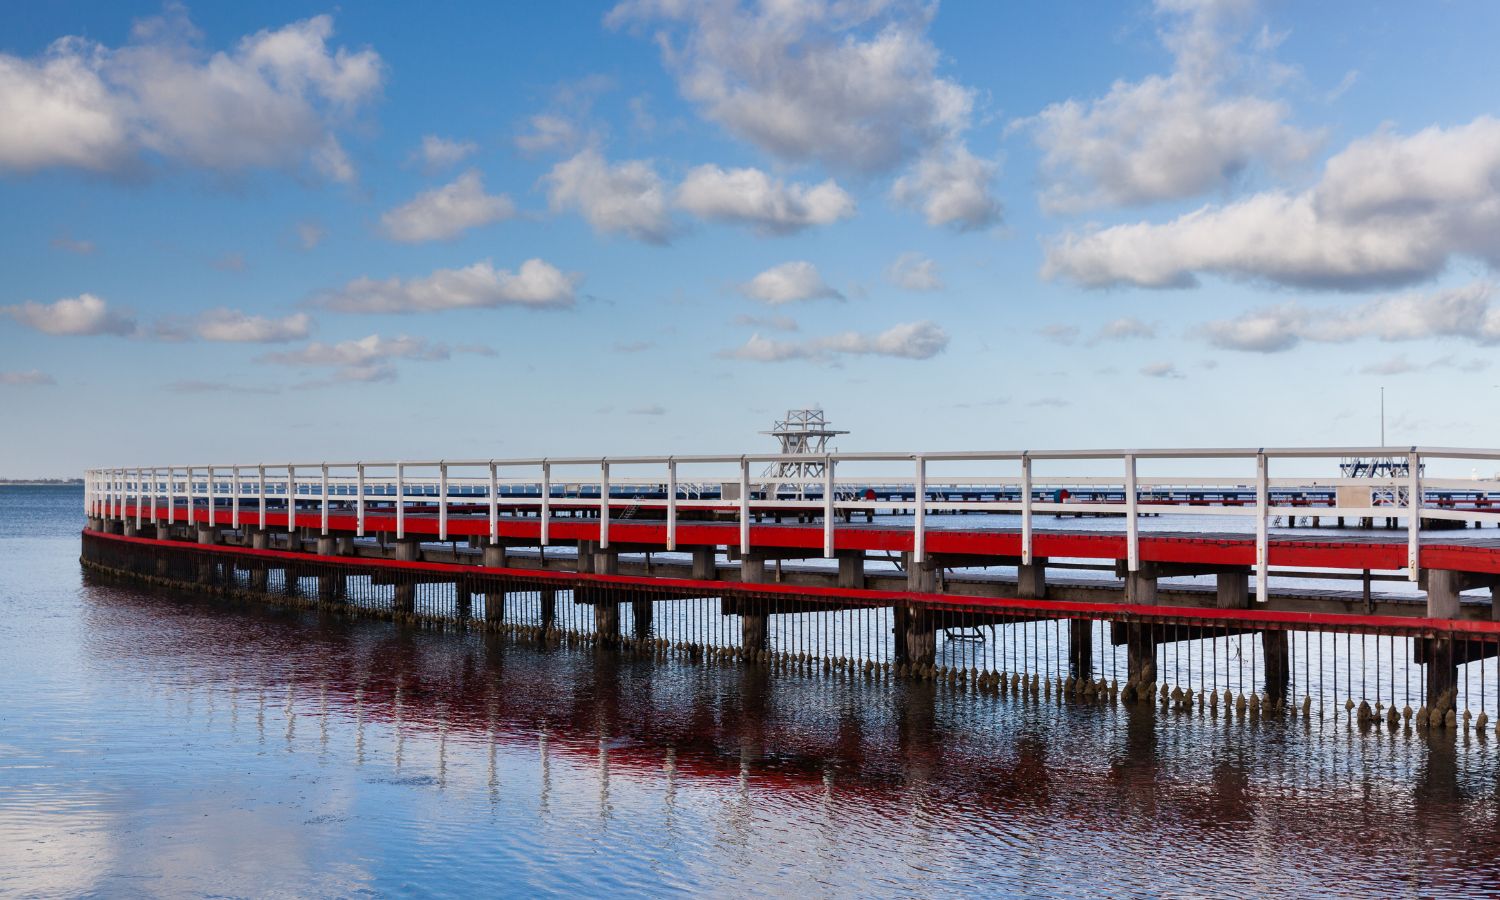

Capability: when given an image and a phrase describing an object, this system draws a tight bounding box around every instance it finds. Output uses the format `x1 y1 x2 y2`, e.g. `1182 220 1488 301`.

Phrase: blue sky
4 1 1500 476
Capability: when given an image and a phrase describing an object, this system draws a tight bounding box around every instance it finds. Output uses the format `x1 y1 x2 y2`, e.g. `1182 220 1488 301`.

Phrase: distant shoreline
0 480 83 486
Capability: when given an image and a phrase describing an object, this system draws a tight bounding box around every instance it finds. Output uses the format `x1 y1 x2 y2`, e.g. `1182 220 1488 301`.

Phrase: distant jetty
0 478 83 485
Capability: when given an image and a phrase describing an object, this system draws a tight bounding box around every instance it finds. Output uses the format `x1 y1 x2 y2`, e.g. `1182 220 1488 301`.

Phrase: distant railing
86 447 1500 604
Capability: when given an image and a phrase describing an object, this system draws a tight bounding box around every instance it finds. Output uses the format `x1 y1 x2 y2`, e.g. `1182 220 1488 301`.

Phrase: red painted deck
119 503 1500 576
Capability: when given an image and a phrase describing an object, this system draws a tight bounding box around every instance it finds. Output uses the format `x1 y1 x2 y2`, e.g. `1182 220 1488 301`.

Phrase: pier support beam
1262 630 1290 704
484 588 504 625
902 607 937 671
540 588 557 632
632 596 653 640
395 581 415 615
1217 570 1250 608
903 552 938 593
1124 572 1157 604
1120 624 1156 699
837 551 865 589
393 539 422 563
482 545 506 568
1068 619 1093 678
455 581 473 621
1018 558 1048 599
691 547 717 581
594 595 620 641
739 554 769 653
593 546 619 576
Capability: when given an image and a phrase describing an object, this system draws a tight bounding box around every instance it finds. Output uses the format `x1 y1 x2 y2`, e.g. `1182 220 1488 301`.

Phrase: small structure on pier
1338 455 1423 507
761 409 848 500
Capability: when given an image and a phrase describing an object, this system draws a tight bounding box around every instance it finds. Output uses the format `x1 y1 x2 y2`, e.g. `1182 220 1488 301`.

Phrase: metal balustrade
85 447 1500 604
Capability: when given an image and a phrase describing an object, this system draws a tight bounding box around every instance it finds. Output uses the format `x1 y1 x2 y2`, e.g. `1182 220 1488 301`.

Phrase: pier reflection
77 575 1500 897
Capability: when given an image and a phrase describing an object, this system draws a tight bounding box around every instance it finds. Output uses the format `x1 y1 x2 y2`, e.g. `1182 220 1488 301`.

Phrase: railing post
438 461 449 542
231 466 240 529
1020 453 1033 565
1408 448 1422 581
207 466 216 528
823 456 835 558
287 465 297 533
150 467 158 523
540 460 551 546
598 460 610 549
395 462 405 540
321 463 330 537
666 458 678 552
913 455 927 564
1255 451 1269 604
356 463 365 537
739 456 751 555
488 461 498 546
168 467 176 525
1124 454 1139 572
257 465 266 531
135 467 143 530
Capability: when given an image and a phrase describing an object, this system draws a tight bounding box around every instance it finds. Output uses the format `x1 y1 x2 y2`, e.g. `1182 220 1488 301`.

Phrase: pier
81 445 1500 729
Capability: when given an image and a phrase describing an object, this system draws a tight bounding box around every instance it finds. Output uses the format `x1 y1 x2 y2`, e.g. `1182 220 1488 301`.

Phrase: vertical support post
356 463 365 537
488 461 498 545
395 462 405 540
666 458 677 551
1124 454 1138 572
438 461 449 542
598 460 610 549
1255 451 1269 604
287 465 297 533
207 466 216 528
739 456 751 555
135 467 143 530
150 468 158 523
823 456 835 558
539 461 551 546
1020 453 1033 565
257 465 266 531
231 466 239 530
168 467 176 525
1408 448 1422 582
320 463 330 536
913 455 927 564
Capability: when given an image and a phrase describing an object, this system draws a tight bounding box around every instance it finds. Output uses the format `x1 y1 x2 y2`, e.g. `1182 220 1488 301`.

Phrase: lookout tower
761 409 848 498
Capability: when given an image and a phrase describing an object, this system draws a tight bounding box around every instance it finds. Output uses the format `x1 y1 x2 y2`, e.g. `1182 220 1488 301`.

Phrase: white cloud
165 379 281 395
1095 317 1157 341
50 234 95 255
260 334 449 383
542 147 673 244
1045 117 1500 291
414 135 477 169
607 0 975 175
886 252 943 291
0 9 382 179
1028 0 1316 212
722 320 949 362
674 164 854 234
1039 324 1080 345
379 170 515 243
628 404 667 416
1140 361 1183 378
514 114 580 154
297 221 325 250
211 251 246 272
319 259 578 313
733 313 799 332
1197 281 1500 352
890 143 1001 231
740 261 842 305
2 293 135 335
158 309 312 343
0 370 55 386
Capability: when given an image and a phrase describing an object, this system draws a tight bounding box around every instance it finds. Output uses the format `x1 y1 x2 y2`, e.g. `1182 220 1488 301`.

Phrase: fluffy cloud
1045 117 1500 291
2 293 135 335
675 164 854 234
0 9 381 179
1096 317 1157 340
379 170 515 242
157 309 311 343
732 313 799 332
260 334 457 383
740 261 842 305
0 370 55 386
50 234 95 255
1140 361 1183 378
885 252 943 291
514 114 581 154
722 320 949 362
1197 281 1500 352
414 135 476 169
1028 0 1315 212
890 144 1001 231
319 259 578 313
607 0 1000 230
296 221 325 250
542 148 673 243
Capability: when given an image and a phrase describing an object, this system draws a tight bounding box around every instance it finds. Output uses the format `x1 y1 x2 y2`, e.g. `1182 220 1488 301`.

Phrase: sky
4 0 1500 477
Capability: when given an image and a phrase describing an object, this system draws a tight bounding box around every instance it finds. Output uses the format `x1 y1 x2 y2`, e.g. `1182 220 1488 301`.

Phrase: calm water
3 486 1500 898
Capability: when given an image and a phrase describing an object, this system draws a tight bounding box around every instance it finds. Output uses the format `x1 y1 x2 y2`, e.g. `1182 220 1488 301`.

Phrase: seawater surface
3 485 1499 898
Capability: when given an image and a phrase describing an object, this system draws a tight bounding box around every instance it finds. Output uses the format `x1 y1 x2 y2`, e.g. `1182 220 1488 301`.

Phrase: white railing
85 447 1500 602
